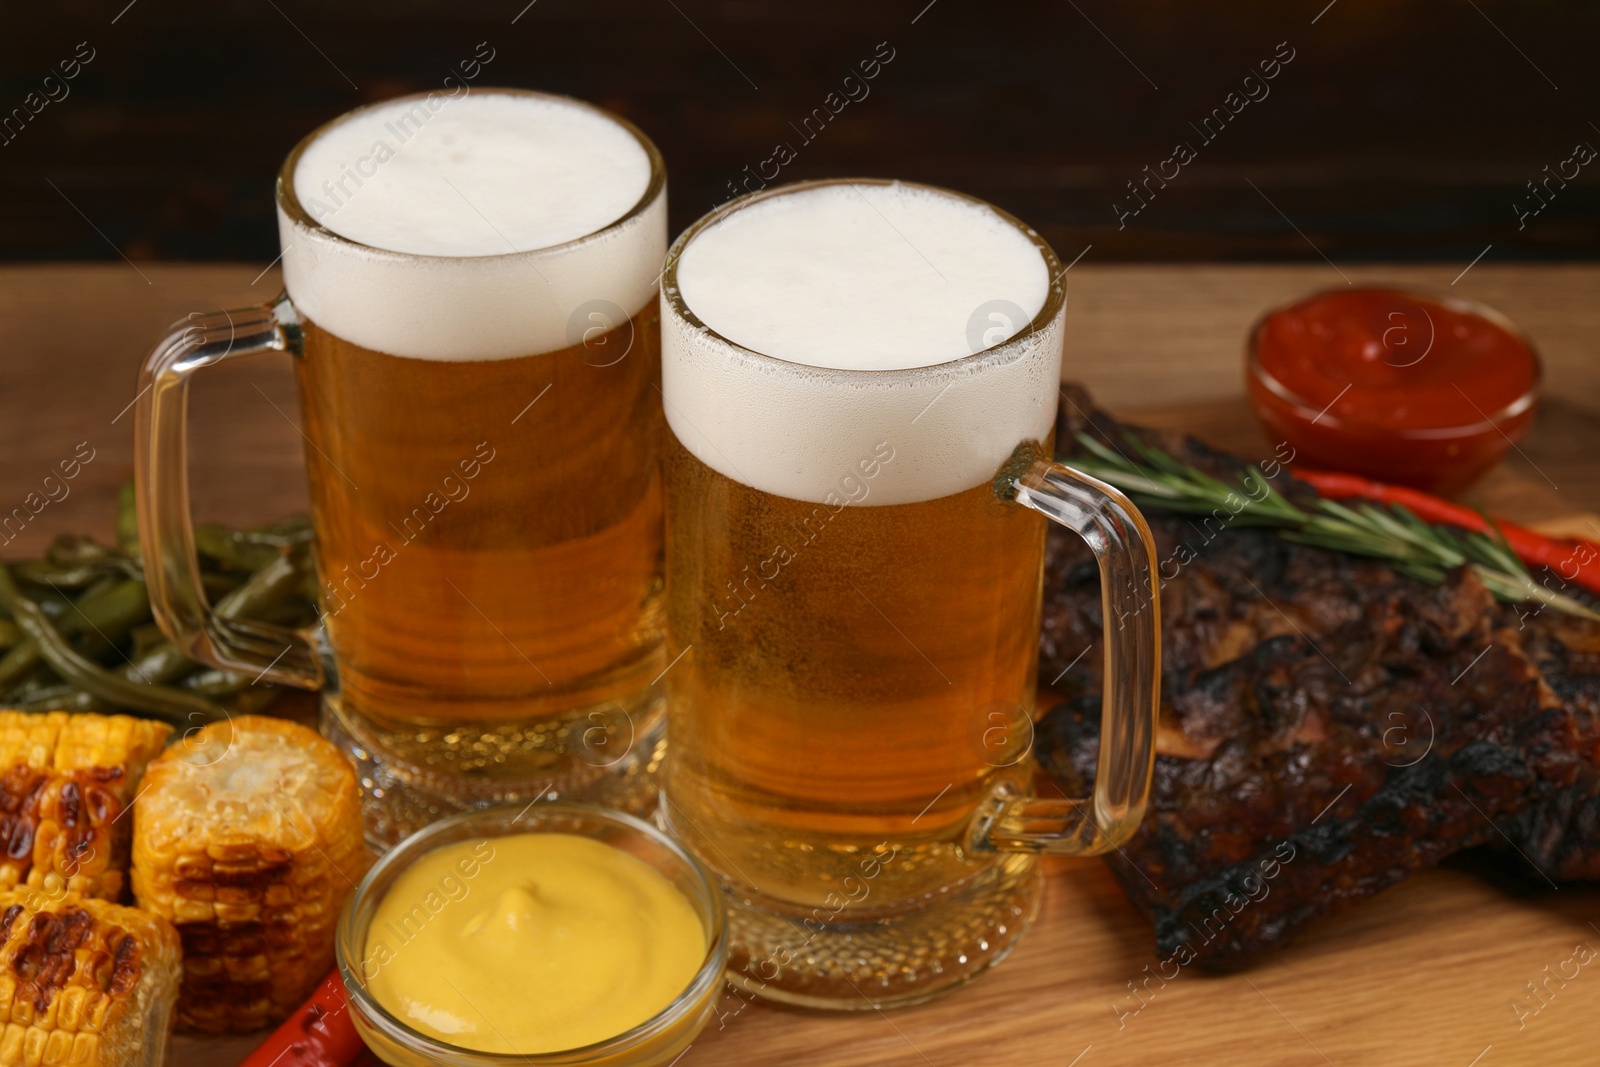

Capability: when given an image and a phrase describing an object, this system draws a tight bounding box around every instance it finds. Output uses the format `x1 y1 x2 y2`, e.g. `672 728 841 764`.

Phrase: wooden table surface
2 262 1598 1067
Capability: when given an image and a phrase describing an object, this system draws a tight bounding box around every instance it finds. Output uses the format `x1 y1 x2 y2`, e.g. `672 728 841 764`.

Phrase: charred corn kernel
0 713 170 903
132 715 371 1033
0 890 180 1067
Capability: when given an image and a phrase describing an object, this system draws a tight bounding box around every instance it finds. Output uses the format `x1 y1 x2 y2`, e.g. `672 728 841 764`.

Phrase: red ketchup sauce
1247 287 1541 495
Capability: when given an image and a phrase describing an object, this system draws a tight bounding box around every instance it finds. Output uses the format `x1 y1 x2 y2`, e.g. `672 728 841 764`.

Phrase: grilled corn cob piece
0 711 171 902
131 714 370 1032
0 889 181 1067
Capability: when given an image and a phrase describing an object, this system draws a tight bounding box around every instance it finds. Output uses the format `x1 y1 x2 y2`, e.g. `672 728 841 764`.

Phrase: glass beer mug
135 90 669 843
657 179 1160 1008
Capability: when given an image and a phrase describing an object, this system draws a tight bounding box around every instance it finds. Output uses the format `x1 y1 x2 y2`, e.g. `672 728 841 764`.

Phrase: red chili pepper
242 969 367 1067
1293 468 1600 597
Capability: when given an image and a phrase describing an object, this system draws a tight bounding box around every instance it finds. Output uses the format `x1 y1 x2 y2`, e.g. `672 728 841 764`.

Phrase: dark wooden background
1 0 1596 264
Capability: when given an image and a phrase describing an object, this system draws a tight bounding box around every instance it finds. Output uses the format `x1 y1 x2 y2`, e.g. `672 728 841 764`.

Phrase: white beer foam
277 91 663 361
675 183 1049 370
663 182 1062 505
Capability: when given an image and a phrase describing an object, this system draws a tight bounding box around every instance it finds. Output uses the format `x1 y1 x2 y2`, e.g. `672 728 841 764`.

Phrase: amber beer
272 91 670 812
135 90 672 841
295 308 662 771
658 179 1105 1009
662 430 1042 907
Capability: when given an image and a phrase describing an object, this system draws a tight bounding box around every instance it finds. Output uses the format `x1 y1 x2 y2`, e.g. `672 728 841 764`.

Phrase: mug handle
971 453 1160 856
134 297 324 689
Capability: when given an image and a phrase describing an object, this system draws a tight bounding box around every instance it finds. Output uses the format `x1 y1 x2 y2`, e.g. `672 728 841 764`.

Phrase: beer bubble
965 299 1031 354
567 298 635 367
966 699 1034 768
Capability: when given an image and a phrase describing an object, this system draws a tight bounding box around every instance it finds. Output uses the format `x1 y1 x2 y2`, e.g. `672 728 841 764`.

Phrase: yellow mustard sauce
362 833 705 1054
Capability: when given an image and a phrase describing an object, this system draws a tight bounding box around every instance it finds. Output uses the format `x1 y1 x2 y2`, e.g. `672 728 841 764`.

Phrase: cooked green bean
8 671 60 700
0 486 323 720
47 535 105 566
76 575 121 606
129 623 165 659
195 524 282 572
0 572 140 687
0 566 226 726
23 586 77 621
12 560 113 588
1 578 137 689
14 687 102 713
244 514 313 547
0 640 41 692
181 667 255 697
118 642 195 687
43 579 153 667
219 552 307 616
64 579 151 633
116 483 140 557
117 552 309 690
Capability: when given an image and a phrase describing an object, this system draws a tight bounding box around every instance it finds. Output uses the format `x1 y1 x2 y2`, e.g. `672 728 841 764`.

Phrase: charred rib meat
1036 386 1600 970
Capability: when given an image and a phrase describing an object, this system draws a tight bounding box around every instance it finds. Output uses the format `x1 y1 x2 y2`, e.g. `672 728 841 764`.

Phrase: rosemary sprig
1071 432 1600 623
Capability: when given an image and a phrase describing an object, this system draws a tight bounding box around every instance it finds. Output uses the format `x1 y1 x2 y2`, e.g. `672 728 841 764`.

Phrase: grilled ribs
1036 386 1600 971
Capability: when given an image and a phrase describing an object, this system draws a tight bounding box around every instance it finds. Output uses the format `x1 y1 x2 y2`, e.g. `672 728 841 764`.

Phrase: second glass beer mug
659 180 1160 1008
135 90 668 843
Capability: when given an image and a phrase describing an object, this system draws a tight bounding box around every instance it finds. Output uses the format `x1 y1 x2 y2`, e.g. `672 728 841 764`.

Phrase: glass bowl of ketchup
1246 287 1541 495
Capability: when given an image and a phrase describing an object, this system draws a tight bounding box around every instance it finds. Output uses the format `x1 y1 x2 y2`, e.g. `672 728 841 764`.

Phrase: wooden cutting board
2 263 1597 1067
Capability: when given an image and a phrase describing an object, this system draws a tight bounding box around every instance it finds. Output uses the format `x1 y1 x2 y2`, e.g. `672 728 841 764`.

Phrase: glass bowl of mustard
336 802 729 1067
